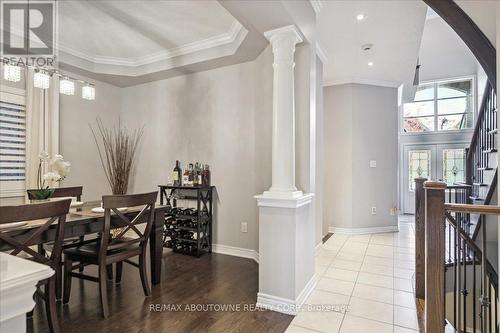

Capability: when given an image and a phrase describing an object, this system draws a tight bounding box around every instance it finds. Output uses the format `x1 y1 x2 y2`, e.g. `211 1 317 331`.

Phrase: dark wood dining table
0 201 167 285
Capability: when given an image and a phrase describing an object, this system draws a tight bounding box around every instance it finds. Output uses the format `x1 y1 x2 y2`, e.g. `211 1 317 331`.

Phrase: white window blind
0 90 26 197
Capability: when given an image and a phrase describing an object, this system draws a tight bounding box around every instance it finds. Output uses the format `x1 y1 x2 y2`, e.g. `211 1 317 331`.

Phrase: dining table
0 201 167 285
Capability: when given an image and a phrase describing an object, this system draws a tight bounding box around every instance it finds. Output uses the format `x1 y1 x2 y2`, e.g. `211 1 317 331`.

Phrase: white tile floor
286 219 420 333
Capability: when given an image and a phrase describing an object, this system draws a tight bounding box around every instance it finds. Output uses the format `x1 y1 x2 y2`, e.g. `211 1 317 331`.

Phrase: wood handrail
445 203 500 215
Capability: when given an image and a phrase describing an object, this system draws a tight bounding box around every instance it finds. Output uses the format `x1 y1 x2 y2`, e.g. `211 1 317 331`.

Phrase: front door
402 143 467 214
403 145 436 214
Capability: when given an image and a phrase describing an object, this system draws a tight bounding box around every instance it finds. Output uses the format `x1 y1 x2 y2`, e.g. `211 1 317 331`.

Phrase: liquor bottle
172 160 181 186
188 163 194 186
183 165 190 186
197 163 203 185
193 162 199 186
202 164 211 186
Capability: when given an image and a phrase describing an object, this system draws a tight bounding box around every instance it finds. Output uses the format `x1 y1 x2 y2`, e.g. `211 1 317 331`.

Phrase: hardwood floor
28 250 293 333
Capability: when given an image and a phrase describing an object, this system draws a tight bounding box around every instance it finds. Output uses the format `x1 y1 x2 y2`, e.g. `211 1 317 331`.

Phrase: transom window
443 148 465 185
409 150 431 191
403 78 474 133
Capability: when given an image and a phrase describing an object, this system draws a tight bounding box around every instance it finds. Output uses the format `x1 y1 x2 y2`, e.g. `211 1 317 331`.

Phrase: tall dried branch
90 117 144 194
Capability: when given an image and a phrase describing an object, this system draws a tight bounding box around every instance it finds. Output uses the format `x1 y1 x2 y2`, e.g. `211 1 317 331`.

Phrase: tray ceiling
55 0 247 85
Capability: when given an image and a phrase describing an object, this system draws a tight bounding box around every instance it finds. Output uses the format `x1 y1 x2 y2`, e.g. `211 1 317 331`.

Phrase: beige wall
59 73 122 201
119 47 273 252
324 83 398 232
324 84 353 230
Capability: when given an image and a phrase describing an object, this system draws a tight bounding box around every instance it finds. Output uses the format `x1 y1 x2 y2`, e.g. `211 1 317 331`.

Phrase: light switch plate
370 160 377 168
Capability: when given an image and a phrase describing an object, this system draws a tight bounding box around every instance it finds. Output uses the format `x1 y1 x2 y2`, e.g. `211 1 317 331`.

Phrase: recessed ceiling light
356 14 366 21
368 62 374 67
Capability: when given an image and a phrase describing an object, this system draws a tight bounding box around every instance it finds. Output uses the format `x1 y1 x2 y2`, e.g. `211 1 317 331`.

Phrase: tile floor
286 218 420 333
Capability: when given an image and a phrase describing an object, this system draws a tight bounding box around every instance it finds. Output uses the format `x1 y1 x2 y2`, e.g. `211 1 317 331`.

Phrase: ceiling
318 0 428 88
56 1 248 86
418 14 478 83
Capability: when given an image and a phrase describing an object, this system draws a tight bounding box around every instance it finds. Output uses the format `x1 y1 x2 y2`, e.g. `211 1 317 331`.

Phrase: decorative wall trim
57 20 246 68
323 77 402 88
316 43 328 64
328 225 399 235
212 244 259 264
315 242 323 255
256 274 317 315
309 0 323 16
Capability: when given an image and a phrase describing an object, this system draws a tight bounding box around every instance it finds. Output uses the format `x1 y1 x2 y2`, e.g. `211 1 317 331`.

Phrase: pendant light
3 64 21 82
413 58 421 86
34 70 50 89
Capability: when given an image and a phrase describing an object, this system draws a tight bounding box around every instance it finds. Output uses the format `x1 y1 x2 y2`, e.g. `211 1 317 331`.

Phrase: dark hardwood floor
28 250 293 333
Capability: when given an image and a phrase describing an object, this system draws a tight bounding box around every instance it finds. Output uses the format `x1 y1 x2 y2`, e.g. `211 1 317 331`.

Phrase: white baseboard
328 225 399 235
212 244 259 264
256 274 317 315
315 242 323 255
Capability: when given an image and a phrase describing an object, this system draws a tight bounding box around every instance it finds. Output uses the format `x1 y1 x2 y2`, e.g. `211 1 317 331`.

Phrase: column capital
264 25 303 47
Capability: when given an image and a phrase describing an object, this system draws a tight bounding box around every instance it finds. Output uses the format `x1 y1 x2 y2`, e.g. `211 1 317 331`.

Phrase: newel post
415 178 427 300
424 180 447 333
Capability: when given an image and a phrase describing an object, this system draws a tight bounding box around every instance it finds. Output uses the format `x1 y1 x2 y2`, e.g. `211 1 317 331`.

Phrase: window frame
0 86 26 198
401 76 476 135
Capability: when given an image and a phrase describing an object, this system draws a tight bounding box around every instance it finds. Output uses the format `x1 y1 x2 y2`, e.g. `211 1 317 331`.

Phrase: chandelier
2 64 96 100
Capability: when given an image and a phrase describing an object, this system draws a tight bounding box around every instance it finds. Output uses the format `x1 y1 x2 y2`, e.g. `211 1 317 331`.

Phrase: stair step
472 183 488 187
482 149 498 154
488 129 498 135
469 196 485 201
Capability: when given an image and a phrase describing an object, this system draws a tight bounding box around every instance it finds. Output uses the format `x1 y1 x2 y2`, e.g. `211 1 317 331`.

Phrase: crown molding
323 77 402 88
57 20 246 68
309 0 323 16
316 43 328 64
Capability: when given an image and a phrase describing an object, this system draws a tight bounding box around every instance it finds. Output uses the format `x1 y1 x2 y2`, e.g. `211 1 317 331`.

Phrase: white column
263 25 303 199
255 25 315 315
0 253 54 333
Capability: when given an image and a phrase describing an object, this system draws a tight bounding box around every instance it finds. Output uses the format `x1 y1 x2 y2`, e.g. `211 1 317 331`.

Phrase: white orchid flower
43 171 62 183
38 151 49 162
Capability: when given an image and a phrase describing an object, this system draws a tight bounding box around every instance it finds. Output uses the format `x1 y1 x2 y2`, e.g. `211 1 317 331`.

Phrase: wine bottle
197 163 203 185
203 164 211 186
188 163 194 186
183 165 190 186
193 162 199 186
172 160 181 186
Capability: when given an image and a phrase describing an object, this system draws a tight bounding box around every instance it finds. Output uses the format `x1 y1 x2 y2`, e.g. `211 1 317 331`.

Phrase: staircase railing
468 81 497 199
416 180 498 333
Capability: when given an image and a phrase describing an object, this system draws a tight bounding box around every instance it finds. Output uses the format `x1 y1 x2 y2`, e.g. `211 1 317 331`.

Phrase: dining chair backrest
0 199 71 267
99 192 158 258
27 186 83 201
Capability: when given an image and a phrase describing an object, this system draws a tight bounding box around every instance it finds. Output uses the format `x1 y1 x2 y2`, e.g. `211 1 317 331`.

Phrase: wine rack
158 185 214 257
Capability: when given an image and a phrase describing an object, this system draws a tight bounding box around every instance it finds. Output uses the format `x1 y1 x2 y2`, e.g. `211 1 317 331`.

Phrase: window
403 78 474 133
409 150 431 191
443 149 465 185
0 90 26 198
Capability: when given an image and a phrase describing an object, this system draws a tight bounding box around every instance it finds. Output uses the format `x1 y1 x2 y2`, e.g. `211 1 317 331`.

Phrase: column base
255 192 313 208
262 189 304 199
255 192 315 315
256 274 317 315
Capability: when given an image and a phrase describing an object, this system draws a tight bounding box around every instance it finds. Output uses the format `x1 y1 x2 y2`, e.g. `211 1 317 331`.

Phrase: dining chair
27 185 83 202
0 199 71 333
27 186 86 299
62 191 158 318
